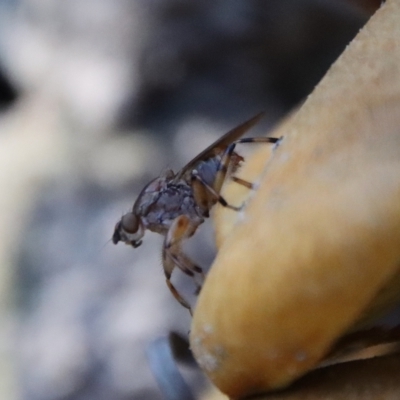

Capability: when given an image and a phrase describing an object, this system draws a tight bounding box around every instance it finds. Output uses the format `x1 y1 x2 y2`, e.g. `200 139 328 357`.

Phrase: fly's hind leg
230 175 257 189
162 215 204 314
191 172 242 211
214 136 280 193
191 136 280 211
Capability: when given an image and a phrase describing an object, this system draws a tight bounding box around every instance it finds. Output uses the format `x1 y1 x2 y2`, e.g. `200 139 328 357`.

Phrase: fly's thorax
133 176 169 216
140 180 204 234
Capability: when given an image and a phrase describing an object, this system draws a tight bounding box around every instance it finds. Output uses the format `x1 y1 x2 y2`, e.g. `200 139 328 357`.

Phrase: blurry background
0 1 378 399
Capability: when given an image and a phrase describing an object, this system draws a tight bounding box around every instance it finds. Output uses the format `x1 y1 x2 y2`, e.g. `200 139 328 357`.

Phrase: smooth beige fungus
191 1 400 398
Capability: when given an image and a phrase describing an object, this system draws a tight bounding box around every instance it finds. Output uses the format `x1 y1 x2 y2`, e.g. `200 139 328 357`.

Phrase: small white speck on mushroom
278 151 290 164
236 209 247 223
286 364 300 378
264 348 280 360
191 337 224 372
251 179 261 190
295 350 308 362
197 353 220 372
203 323 214 334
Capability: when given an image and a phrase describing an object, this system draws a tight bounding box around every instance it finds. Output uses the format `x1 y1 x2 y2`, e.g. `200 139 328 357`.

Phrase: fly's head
112 170 175 247
112 212 145 248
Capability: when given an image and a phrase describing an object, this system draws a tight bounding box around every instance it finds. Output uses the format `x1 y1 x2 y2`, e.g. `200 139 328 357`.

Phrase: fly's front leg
165 215 204 279
163 249 193 315
162 215 203 314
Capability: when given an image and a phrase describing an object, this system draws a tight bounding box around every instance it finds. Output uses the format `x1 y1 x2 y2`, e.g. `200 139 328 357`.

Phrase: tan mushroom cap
190 1 400 398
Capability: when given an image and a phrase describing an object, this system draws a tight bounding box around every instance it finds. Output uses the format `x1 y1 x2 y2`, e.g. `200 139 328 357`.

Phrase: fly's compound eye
113 212 144 247
121 213 144 245
121 213 139 234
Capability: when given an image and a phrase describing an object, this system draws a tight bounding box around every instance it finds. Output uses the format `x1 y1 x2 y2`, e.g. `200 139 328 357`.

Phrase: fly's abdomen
195 152 242 189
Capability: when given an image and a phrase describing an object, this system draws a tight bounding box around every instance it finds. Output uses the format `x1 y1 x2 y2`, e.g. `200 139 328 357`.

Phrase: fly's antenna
100 237 113 253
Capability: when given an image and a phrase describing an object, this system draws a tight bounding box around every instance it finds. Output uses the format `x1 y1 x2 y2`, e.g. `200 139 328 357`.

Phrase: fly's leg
165 215 204 281
213 136 280 193
191 172 242 211
167 251 204 280
165 280 193 316
230 176 257 190
167 251 204 295
191 136 279 211
163 251 193 315
162 215 203 314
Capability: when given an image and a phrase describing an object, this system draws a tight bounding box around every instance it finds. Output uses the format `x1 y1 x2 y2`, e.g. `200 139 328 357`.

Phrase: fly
112 112 279 314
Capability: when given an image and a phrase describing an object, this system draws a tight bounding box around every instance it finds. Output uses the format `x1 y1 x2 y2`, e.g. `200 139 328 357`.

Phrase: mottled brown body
112 113 279 313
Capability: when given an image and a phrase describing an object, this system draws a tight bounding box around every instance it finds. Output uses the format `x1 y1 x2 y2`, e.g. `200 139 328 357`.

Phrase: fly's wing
174 112 265 180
